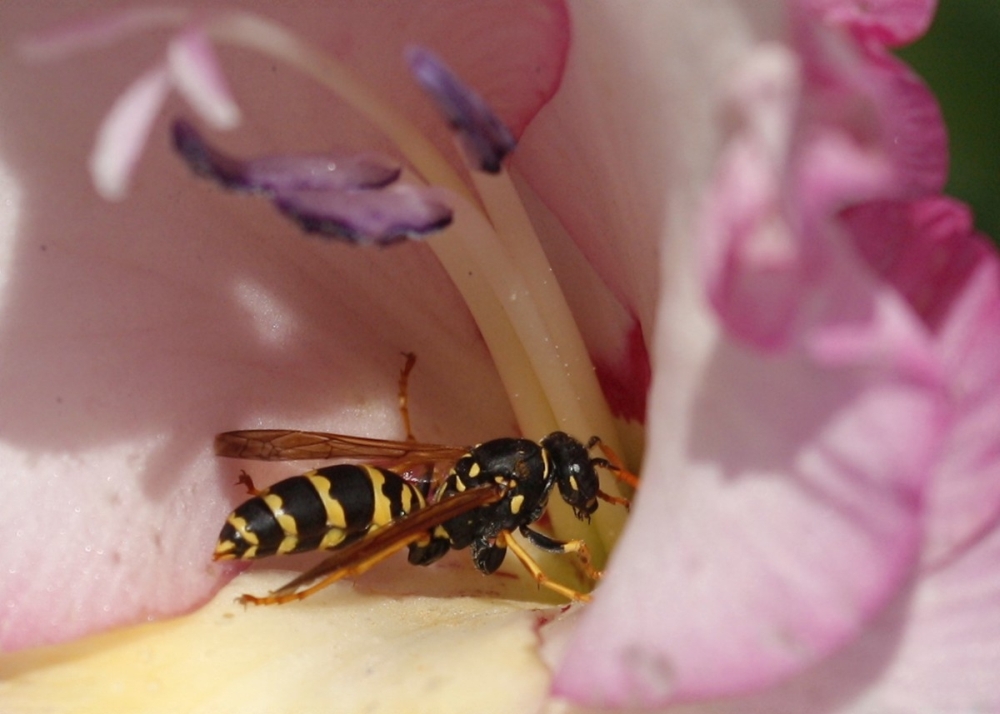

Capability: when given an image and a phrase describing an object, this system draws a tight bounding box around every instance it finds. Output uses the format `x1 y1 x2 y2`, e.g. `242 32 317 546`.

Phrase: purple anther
276 185 453 246
171 119 401 193
172 118 247 188
172 119 452 246
406 46 516 174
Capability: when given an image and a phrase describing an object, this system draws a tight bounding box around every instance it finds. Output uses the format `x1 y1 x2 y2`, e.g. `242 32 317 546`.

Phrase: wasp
213 355 633 605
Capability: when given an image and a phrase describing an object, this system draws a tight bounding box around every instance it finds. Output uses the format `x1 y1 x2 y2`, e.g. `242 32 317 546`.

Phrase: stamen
402 50 617 447
405 46 516 174
199 15 570 432
468 170 619 443
401 51 627 547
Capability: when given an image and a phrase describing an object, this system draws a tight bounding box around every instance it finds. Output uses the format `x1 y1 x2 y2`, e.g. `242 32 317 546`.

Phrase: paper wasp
213 355 633 605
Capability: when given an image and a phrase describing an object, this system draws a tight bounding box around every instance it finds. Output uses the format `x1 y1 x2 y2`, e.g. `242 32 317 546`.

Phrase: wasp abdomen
214 464 425 560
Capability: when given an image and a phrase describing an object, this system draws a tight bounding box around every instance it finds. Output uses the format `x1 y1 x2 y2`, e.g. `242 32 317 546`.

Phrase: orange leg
588 437 640 490
520 526 603 582
235 470 263 496
497 531 592 603
563 538 603 582
596 489 631 510
398 352 418 442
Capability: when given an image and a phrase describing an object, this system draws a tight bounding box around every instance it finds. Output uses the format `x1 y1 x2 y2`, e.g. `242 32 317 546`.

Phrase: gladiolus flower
1 2 998 713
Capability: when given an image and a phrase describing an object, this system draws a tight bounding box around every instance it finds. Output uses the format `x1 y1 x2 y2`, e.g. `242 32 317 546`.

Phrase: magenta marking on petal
804 0 937 47
406 46 516 173
908 242 1000 571
593 318 650 423
844 197 992 332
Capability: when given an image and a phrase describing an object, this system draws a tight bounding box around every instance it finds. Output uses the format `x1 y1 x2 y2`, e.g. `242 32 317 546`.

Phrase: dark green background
898 1 1000 241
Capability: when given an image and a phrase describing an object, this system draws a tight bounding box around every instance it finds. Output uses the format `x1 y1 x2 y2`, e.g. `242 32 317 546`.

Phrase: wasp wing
268 486 502 599
215 429 468 463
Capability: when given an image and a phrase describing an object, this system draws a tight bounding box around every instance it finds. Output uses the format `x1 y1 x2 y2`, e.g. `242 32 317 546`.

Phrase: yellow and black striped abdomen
214 464 426 560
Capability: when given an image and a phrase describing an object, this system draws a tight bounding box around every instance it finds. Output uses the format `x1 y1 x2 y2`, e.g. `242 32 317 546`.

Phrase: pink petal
663 239 1000 714
0 126 507 650
670 517 1000 713
526 5 948 705
808 44 947 200
0 444 242 651
167 25 240 130
845 196 1000 566
0 1 568 649
553 242 944 705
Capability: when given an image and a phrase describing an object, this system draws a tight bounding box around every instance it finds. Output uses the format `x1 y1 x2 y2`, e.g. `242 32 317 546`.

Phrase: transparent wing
215 429 468 463
244 486 503 604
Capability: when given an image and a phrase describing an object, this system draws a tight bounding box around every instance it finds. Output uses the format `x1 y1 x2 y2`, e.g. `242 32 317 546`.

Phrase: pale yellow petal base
0 567 557 714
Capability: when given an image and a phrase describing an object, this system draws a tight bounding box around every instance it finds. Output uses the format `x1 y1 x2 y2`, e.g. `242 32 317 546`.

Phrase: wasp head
541 431 600 521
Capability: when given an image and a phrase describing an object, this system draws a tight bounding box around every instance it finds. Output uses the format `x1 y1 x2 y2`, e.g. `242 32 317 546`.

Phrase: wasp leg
519 526 602 582
235 470 264 496
238 537 417 606
587 436 639 490
496 530 592 603
586 455 633 510
398 351 418 442
394 352 445 489
597 488 631 511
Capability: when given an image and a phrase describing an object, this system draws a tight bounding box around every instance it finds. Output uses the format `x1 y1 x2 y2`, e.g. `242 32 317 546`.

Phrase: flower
2 2 999 713
532 3 1000 711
